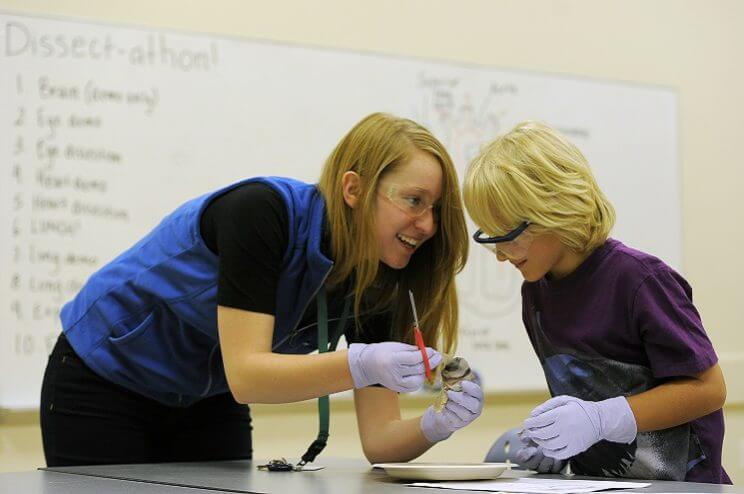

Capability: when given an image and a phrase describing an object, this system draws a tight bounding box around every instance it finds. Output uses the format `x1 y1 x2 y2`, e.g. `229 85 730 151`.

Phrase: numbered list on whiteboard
1 15 219 407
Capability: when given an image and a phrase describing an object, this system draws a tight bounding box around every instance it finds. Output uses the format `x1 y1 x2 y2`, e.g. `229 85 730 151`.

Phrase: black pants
40 333 252 466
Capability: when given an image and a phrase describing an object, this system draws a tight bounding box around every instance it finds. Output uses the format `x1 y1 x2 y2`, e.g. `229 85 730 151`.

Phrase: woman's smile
396 233 420 250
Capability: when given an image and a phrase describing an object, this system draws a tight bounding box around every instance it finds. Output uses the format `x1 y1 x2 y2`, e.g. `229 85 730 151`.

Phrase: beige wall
0 395 542 471
1 0 743 482
3 400 744 482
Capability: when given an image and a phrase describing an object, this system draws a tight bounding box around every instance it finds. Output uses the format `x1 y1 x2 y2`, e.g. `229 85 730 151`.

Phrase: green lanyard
297 286 351 467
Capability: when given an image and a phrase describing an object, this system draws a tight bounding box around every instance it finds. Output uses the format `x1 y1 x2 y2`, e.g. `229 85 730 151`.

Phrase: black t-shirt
200 182 390 344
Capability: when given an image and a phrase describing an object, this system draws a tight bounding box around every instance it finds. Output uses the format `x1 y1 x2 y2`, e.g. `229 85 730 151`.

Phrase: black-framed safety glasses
472 221 533 259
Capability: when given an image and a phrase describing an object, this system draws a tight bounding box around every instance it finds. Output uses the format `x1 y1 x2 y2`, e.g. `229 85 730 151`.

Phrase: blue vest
61 177 333 407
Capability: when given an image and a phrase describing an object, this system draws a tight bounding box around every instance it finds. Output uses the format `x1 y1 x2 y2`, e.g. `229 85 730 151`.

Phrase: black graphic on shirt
527 307 704 481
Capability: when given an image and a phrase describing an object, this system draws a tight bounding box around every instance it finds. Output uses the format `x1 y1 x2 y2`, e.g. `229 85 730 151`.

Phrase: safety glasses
473 221 533 259
380 184 440 221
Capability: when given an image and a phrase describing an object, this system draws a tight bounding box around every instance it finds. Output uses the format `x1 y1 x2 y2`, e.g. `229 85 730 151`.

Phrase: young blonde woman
41 113 483 467
463 122 729 483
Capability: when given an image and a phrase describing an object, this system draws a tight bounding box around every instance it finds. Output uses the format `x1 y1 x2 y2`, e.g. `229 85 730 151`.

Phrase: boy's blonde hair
318 113 468 354
463 121 615 253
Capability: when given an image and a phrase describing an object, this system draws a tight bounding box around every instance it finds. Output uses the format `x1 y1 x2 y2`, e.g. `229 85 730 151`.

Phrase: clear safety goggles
473 221 533 259
380 184 440 221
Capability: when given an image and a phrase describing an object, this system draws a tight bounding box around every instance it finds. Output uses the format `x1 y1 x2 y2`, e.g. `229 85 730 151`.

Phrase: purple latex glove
420 380 484 443
347 342 442 392
522 395 637 460
515 433 566 473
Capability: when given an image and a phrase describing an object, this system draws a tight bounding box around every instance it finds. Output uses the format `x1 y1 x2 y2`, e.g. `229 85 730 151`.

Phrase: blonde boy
463 122 729 483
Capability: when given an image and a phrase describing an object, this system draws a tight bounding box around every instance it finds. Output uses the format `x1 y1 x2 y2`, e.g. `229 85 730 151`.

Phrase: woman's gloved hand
420 380 484 442
522 395 637 460
347 342 442 392
515 434 567 473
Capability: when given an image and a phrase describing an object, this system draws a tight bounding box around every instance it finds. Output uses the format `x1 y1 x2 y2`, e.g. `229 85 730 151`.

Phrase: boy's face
493 230 583 282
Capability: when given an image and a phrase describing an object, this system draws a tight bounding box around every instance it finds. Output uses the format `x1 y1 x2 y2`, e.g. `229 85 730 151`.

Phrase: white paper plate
373 462 510 481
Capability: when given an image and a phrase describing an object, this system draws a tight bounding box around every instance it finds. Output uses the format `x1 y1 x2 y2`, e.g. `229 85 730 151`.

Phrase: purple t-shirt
521 238 729 484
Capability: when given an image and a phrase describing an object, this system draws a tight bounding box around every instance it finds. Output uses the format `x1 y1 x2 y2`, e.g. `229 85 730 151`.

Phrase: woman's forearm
354 387 436 463
218 306 355 404
359 416 434 463
227 350 354 404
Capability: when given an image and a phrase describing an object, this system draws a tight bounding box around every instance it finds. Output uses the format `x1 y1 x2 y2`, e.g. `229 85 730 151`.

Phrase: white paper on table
409 477 651 493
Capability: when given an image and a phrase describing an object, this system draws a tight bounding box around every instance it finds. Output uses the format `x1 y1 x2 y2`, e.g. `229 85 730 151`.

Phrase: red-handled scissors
408 290 432 383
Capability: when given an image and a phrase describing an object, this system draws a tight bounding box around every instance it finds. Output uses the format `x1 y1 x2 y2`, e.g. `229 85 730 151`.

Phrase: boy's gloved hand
420 380 484 442
515 434 566 473
347 342 442 392
522 395 637 460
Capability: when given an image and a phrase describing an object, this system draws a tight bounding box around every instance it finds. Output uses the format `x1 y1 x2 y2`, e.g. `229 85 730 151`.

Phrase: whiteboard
0 12 679 409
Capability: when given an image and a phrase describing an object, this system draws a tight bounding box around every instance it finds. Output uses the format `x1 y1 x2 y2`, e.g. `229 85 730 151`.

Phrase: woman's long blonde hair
318 113 468 354
463 121 615 254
